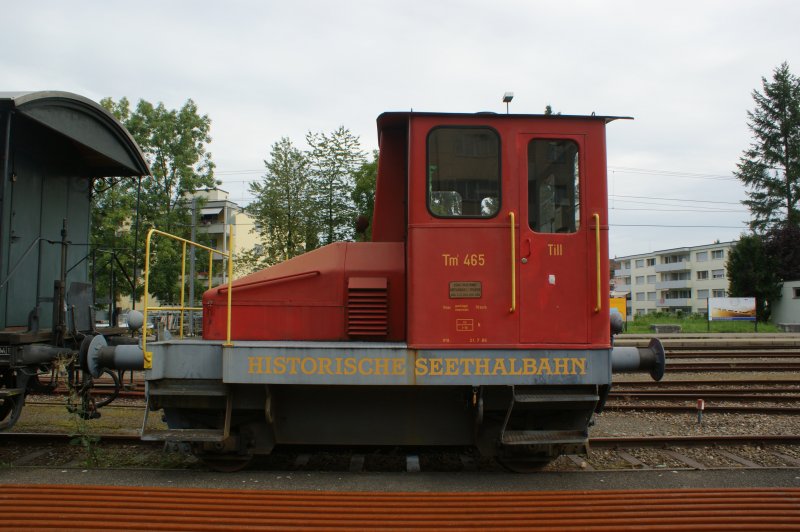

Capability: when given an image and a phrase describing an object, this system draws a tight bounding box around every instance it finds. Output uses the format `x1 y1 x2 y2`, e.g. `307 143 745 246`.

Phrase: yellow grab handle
225 226 234 346
593 213 601 313
509 211 516 313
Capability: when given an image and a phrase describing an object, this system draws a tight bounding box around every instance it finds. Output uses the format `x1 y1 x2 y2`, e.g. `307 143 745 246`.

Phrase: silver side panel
147 339 224 380
147 340 612 385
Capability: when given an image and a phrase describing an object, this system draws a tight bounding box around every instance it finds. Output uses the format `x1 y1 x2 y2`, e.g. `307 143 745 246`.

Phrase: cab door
518 135 589 345
407 122 519 348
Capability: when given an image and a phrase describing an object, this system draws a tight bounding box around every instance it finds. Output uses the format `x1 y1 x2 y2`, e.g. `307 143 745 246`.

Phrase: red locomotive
102 110 664 469
203 112 611 349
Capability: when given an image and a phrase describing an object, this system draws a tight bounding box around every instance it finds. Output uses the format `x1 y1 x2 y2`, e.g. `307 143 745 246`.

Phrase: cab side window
427 127 500 218
528 139 580 233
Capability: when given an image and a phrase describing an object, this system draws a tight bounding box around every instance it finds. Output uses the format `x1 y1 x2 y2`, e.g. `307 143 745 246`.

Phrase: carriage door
519 136 589 344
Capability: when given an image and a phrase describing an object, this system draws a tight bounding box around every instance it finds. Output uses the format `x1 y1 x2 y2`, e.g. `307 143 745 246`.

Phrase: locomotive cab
402 114 609 349
144 111 663 469
203 112 612 349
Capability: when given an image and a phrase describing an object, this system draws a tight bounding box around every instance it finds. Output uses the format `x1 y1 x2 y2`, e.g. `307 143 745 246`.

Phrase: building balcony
656 298 692 308
654 262 691 273
614 283 631 292
655 280 692 290
613 268 631 277
197 222 228 235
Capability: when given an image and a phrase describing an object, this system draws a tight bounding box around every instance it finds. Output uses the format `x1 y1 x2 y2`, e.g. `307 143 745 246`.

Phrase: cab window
427 127 500 218
528 139 580 233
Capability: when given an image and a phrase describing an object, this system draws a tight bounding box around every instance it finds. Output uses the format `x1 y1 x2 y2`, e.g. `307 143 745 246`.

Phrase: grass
622 312 780 334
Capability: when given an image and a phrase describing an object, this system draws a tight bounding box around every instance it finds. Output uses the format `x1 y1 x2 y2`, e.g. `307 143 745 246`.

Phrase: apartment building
611 241 735 318
192 188 258 284
115 188 258 309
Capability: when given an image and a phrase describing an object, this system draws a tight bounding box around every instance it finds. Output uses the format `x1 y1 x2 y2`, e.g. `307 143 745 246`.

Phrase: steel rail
613 386 800 394
614 336 800 349
590 434 800 447
605 404 800 414
614 379 800 387
665 351 800 359
1 485 799 530
35 388 145 400
23 400 145 410
0 432 145 442
4 431 800 448
666 362 800 372
609 392 800 401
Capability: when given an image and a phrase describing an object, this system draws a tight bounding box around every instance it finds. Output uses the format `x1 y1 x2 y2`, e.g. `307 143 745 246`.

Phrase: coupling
610 338 665 381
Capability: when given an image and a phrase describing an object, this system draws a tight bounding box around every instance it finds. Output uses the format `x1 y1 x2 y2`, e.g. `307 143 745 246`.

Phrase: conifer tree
735 62 800 232
352 150 378 241
727 234 782 321
244 137 314 267
306 127 365 244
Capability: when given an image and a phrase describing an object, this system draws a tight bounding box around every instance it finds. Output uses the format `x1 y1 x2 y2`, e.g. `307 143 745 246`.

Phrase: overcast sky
4 1 798 257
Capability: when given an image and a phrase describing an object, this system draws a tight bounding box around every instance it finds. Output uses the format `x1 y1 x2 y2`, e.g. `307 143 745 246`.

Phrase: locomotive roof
377 111 632 130
0 91 150 177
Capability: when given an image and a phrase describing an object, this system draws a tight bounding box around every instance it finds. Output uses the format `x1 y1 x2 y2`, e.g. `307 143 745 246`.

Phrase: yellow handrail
225 230 234 347
179 241 187 336
509 211 516 313
593 213 601 313
142 227 234 369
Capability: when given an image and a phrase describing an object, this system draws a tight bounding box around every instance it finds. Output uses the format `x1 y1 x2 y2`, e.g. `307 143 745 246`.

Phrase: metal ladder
140 381 232 442
499 385 599 449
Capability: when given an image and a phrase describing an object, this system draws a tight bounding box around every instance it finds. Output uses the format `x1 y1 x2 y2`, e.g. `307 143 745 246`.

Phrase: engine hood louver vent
347 277 389 338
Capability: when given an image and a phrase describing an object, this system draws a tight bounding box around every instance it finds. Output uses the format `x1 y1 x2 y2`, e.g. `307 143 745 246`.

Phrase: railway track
36 393 800 416
5 431 800 446
606 383 800 414
2 484 798 531
607 404 800 414
611 391 800 399
10 431 799 448
6 339 798 475
665 361 800 371
2 432 799 473
614 379 799 387
665 350 800 358
38 388 145 400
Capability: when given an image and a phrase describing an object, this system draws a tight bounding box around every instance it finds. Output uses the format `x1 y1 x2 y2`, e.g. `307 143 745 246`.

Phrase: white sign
708 297 756 321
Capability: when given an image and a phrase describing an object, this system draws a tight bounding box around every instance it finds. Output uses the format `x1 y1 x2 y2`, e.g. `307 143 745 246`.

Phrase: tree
240 127 367 275
726 235 782 321
90 167 139 313
763 222 800 281
91 98 138 310
735 62 800 233
244 137 314 267
306 126 366 245
352 150 378 241
95 97 216 305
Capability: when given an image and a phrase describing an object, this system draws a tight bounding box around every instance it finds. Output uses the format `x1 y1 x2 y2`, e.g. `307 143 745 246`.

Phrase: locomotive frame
109 111 664 469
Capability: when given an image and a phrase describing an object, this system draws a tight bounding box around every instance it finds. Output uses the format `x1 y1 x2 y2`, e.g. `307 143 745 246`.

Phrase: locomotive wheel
0 370 25 431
